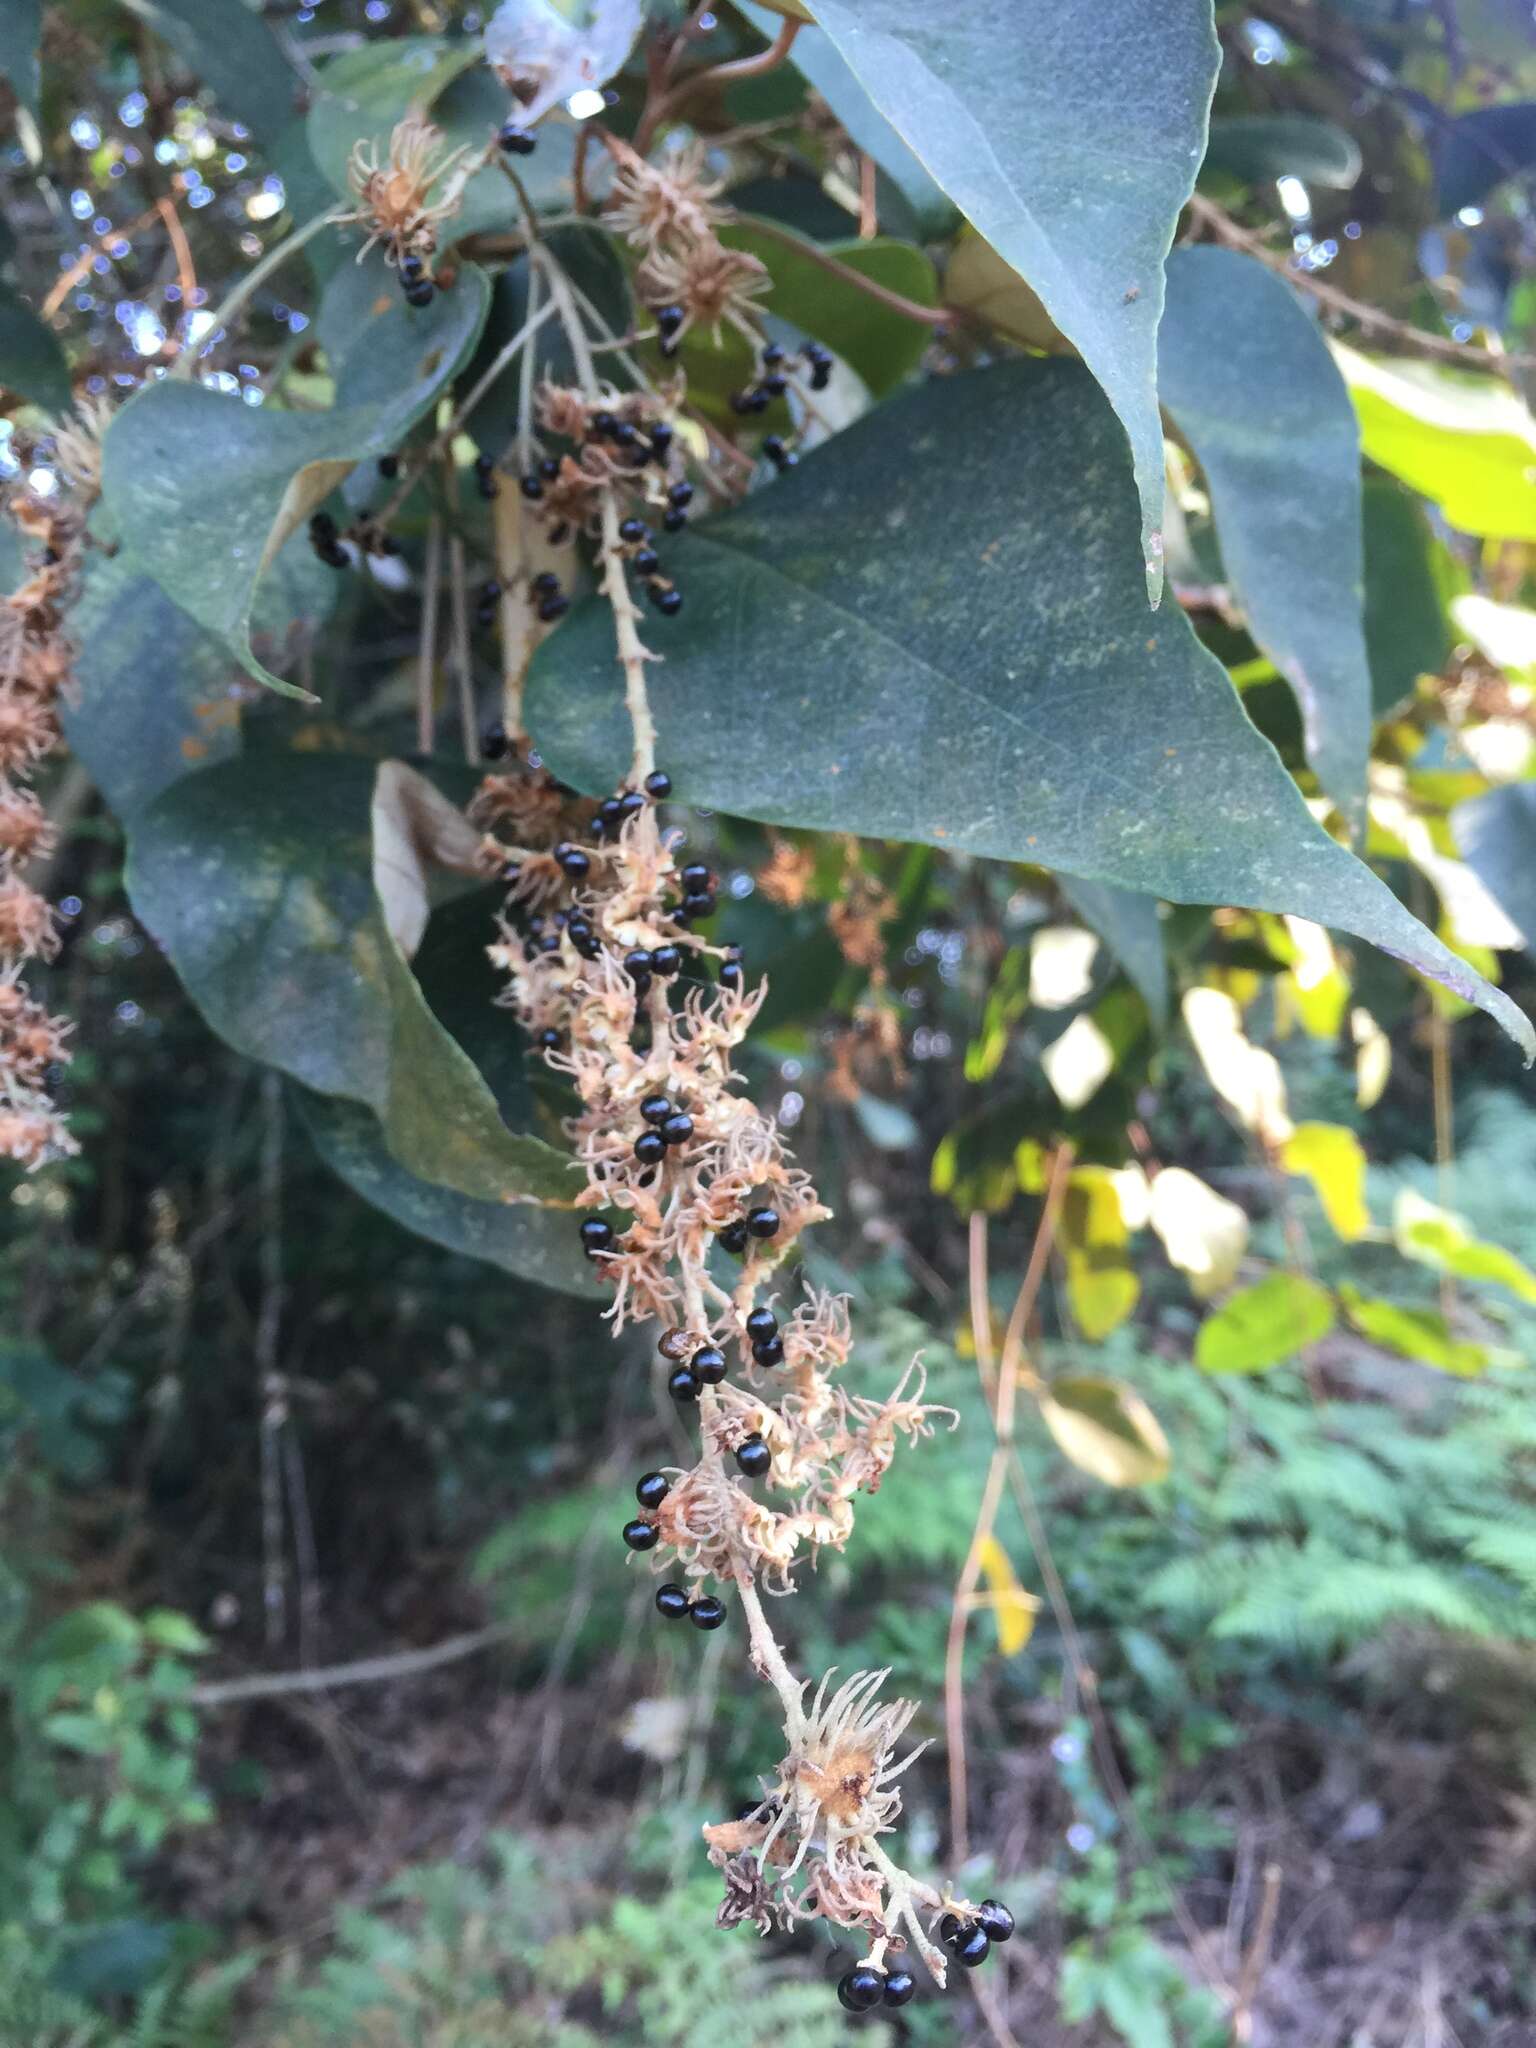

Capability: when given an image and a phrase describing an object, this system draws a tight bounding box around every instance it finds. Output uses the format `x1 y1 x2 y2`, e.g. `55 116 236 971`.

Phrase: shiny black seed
377 453 399 478
752 1336 785 1368
690 1344 727 1384
532 570 561 596
745 1307 777 1342
652 586 683 615
502 862 521 887
954 1924 991 1968
761 341 784 367
651 945 682 979
403 278 435 307
656 304 685 338
682 891 715 920
591 410 617 435
761 373 788 397
655 1582 689 1619
520 474 544 500
838 1967 885 2015
624 948 654 980
556 842 590 879
611 420 638 446
400 253 425 283
680 862 711 891
718 1219 749 1255
622 1517 659 1551
538 455 560 480
688 1594 726 1630
667 1363 700 1402
938 1913 963 1947
977 1901 1015 1945
633 546 661 576
580 1217 614 1251
309 510 337 540
667 481 694 510
498 122 537 154
636 1470 670 1511
537 593 570 622
538 931 561 953
634 1130 666 1166
660 1111 693 1146
643 770 672 799
729 388 758 415
720 959 743 992
619 790 648 821
810 362 831 391
662 508 688 533
882 1968 916 2008
649 422 674 458
735 1434 771 1478
597 795 624 828
537 1026 560 1050
747 1207 780 1239
619 516 647 542
641 1095 674 1126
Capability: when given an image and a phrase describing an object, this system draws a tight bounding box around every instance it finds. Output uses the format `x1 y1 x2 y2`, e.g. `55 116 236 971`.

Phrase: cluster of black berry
398 251 434 309
473 451 498 501
617 506 687 615
836 1963 917 2013
731 337 829 418
528 568 570 622
308 509 348 570
654 302 685 358
937 1899 1015 1971
715 1201 779 1258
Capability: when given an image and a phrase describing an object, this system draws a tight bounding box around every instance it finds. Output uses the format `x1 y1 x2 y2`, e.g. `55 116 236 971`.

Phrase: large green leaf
1196 1272 1335 1374
1337 343 1536 541
806 0 1221 597
98 266 489 698
721 221 937 399
0 0 40 121
1202 114 1362 190
0 281 70 413
1453 782 1536 950
125 753 577 1217
1362 477 1459 717
525 358 1532 1057
118 0 295 142
1160 247 1370 833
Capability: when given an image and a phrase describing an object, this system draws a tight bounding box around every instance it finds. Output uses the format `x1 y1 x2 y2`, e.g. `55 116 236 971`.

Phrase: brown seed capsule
658 1327 693 1361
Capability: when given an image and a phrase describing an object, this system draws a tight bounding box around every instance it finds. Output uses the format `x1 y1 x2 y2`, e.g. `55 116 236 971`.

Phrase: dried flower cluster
340 112 474 276
0 403 106 1168
604 134 770 350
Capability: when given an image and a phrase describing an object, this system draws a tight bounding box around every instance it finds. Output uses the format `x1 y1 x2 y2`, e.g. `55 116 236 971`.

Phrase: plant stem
635 16 802 155
732 214 952 329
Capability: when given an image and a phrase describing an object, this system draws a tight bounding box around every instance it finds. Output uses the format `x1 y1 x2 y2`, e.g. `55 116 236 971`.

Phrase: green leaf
1454 782 1536 950
1160 247 1370 833
125 752 579 1221
720 220 938 398
0 281 70 413
1362 477 1459 717
806 0 1221 596
1392 1189 1536 1304
1434 102 1536 217
140 1610 209 1655
98 267 489 698
1196 1272 1335 1373
1280 1121 1369 1241
1202 113 1362 190
1339 1284 1494 1376
118 0 295 141
1337 343 1536 541
1058 876 1168 1027
526 358 1533 1058
0 0 40 121
737 1 955 239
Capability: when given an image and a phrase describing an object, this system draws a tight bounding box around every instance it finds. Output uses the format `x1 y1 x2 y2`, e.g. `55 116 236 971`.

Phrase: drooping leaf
1057 877 1168 1026
943 227 1066 352
1434 102 1536 217
1393 1189 1536 1304
1280 1122 1370 1242
1060 1168 1139 1342
98 267 490 698
1195 1272 1335 1374
720 220 938 398
1339 1285 1494 1376
124 753 576 1215
1161 247 1371 832
525 360 1532 1056
804 0 1221 598
1039 1375 1171 1488
1336 343 1536 541
0 0 40 121
738 1 953 239
0 281 70 413
1202 113 1362 190
118 0 296 141
1362 477 1459 716
1453 782 1536 950
975 1536 1039 1656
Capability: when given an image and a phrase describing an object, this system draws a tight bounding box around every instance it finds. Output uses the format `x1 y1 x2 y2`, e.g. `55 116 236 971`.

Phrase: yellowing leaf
1040 1374 1171 1488
1041 1012 1115 1109
1182 986 1293 1146
1195 1272 1335 1374
1393 1189 1536 1304
976 1537 1040 1655
370 761 484 959
1339 1284 1500 1377
1281 1122 1370 1242
1061 1168 1139 1340
1148 1166 1248 1298
1351 1006 1391 1110
946 226 1068 351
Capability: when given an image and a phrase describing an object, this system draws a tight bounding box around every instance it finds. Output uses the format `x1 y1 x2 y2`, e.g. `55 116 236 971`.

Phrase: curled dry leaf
371 760 487 959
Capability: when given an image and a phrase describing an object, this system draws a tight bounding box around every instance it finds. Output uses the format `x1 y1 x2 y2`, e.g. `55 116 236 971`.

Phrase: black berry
636 1471 670 1510
649 422 674 458
404 278 435 308
619 516 647 543
660 1111 693 1146
644 770 672 799
538 455 560 480
651 944 682 978
761 342 784 367
633 547 660 576
591 410 617 436
667 481 694 510
955 1924 991 1968
655 1583 689 1619
656 304 684 339
651 587 684 618
682 891 716 920
662 507 688 533
618 791 648 822
624 948 654 980
498 122 537 155
537 1026 561 1050
378 453 399 479
746 1307 778 1342
939 1914 963 1946
837 1967 884 2015
680 862 712 891
718 1219 749 1255
622 1517 658 1551
668 1363 700 1402
977 1900 1015 1944
555 842 590 879
641 1094 673 1124
399 253 425 283
689 1594 726 1630
735 1433 771 1478
580 1217 614 1252
747 1206 780 1240
752 1336 785 1368
537 594 570 622
520 473 544 501
882 1968 916 2007
763 435 796 470
532 571 561 597
634 1130 666 1166
690 1344 727 1384
761 373 788 397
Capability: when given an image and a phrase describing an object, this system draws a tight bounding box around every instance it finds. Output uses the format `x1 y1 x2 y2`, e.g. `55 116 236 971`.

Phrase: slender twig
1230 1863 1283 2045
635 17 802 155
729 213 951 329
417 515 442 756
168 207 343 379
255 1073 288 1649
191 1622 515 1706
447 525 476 767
